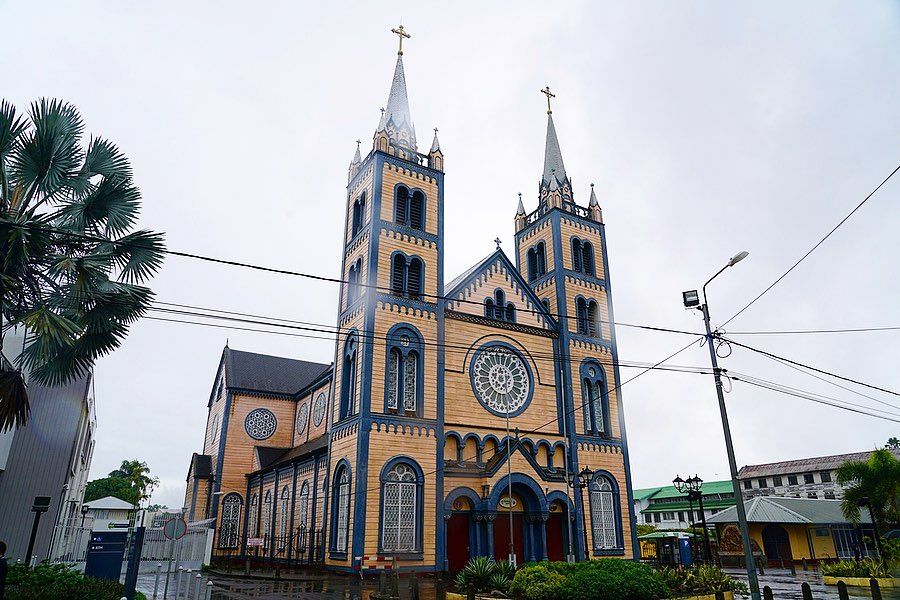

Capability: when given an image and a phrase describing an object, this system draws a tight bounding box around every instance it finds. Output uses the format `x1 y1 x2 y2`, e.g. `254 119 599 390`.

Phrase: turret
588 183 602 223
515 192 527 232
428 128 443 171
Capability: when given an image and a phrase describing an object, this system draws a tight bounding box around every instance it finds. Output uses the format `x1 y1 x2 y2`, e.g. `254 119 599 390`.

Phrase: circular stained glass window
296 403 309 435
313 393 326 426
244 408 277 440
470 345 533 416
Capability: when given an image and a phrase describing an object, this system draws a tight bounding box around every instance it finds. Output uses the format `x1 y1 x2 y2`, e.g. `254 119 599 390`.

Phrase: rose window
244 408 277 440
313 393 327 426
470 345 532 415
296 403 309 435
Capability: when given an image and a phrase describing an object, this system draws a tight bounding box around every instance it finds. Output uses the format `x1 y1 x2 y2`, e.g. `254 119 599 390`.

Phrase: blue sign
85 530 128 581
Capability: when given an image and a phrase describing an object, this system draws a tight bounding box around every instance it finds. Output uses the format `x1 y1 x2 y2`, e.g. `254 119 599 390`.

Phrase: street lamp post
567 466 593 560
683 250 760 600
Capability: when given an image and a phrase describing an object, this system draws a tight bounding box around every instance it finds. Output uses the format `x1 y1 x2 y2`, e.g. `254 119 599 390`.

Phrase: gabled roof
632 487 664 501
445 249 556 328
85 496 135 510
707 496 871 525
737 449 900 479
220 347 331 398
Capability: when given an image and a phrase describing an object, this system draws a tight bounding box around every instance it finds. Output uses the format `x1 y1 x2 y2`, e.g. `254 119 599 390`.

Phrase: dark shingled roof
224 348 331 396
253 436 329 473
737 449 900 479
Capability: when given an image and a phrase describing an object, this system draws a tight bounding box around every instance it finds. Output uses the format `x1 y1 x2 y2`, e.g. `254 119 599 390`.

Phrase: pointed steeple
588 183 603 223
541 114 567 188
351 140 361 166
516 193 526 215
374 39 417 152
429 128 441 154
588 183 598 207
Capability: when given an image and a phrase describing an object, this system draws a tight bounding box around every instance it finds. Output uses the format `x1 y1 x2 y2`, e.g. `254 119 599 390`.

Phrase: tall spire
375 25 417 151
538 86 572 203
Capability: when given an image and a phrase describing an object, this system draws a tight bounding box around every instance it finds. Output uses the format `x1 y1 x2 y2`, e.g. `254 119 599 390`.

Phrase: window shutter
572 239 583 272
537 243 546 276
583 242 594 276
410 192 424 229
528 249 537 281
407 259 422 299
392 255 406 295
396 187 410 226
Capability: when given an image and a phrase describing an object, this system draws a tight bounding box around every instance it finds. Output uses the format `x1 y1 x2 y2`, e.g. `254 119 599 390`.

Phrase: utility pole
684 250 760 600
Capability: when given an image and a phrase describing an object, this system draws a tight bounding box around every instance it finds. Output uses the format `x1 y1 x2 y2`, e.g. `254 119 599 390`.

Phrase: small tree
0 99 165 430
836 448 900 530
887 437 900 450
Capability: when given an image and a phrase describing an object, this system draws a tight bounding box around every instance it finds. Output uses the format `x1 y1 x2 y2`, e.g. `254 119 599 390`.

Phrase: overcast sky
3 1 898 508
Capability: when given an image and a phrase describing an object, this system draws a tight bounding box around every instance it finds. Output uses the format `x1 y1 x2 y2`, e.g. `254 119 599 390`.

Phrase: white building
83 496 135 531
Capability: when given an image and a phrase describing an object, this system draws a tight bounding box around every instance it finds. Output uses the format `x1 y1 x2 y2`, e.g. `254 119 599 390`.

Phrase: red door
546 513 565 561
447 514 471 572
493 514 525 565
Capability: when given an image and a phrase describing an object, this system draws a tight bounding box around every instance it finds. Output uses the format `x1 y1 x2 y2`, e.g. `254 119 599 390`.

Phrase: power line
720 163 900 328
726 326 900 335
722 336 900 398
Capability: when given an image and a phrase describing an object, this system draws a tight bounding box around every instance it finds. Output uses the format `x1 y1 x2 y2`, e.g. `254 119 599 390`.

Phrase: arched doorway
762 524 792 562
545 499 569 562
493 492 526 565
490 478 548 564
447 495 474 573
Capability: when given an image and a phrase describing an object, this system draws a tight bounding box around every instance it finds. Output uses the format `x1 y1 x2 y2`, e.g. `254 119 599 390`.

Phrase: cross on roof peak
540 86 556 115
494 237 502 249
391 24 411 55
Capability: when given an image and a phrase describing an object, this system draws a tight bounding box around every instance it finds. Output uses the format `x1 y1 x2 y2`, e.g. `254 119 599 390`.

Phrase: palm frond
0 368 29 431
105 230 166 283
57 176 140 236
0 100 28 159
70 137 132 193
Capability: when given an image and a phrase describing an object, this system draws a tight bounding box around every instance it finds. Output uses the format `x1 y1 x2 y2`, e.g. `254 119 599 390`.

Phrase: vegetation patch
5 563 147 600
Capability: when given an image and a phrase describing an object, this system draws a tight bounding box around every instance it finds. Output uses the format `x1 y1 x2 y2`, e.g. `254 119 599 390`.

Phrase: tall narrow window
484 298 494 317
407 258 423 299
587 300 600 337
331 466 351 554
340 334 358 419
278 486 290 550
494 290 505 320
590 474 618 550
262 490 272 543
505 303 516 322
536 242 546 276
527 248 538 282
395 186 410 226
576 298 590 335
386 327 422 414
572 238 583 272
297 481 310 551
380 459 422 553
582 363 609 435
409 191 424 230
351 193 366 237
582 241 595 276
219 493 242 549
248 493 259 538
391 254 406 295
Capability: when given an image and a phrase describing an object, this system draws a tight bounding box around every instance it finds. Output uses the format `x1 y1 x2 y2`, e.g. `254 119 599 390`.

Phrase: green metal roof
650 480 735 500
642 500 736 513
633 486 665 501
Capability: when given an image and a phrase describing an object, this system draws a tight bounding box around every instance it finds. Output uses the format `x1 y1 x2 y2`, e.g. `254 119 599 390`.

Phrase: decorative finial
380 107 385 117
391 24 411 55
433 127 438 134
356 139 361 147
540 85 556 115
494 237 502 249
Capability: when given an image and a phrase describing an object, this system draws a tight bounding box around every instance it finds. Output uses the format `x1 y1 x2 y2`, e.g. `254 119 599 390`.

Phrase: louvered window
587 300 600 337
407 258 423 299
528 248 538 281
536 242 546 276
381 462 419 552
590 476 618 550
582 241 595 276
572 239 583 272
391 254 406 295
395 186 410 226
409 191 424 230
219 494 242 549
576 298 590 335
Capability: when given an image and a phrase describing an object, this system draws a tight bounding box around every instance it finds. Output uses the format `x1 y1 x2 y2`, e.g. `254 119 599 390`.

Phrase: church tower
325 25 446 570
514 88 638 557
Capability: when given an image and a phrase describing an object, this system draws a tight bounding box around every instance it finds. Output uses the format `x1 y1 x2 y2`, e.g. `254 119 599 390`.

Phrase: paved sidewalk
726 568 900 600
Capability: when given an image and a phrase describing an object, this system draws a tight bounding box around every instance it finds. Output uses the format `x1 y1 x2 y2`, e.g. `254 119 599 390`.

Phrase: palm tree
0 99 164 429
836 448 900 531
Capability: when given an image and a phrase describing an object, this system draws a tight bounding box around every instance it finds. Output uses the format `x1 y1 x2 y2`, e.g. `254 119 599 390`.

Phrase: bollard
175 567 184 599
802 557 808 571
183 569 192 600
379 571 387 594
801 582 813 600
194 573 202 599
870 578 883 600
757 556 765 576
435 578 447 600
789 561 796 576
153 563 162 599
837 580 850 600
205 580 213 600
763 585 774 600
409 572 420 600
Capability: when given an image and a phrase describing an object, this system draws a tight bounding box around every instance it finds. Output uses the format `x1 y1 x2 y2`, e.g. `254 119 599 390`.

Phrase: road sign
163 517 187 540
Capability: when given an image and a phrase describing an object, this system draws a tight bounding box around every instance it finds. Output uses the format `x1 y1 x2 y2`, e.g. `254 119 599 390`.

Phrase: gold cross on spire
540 86 555 114
391 24 411 55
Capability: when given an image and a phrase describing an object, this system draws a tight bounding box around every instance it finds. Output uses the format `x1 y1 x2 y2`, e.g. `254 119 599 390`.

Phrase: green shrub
456 556 515 594
660 565 749 597
5 563 143 600
510 560 669 600
822 558 890 578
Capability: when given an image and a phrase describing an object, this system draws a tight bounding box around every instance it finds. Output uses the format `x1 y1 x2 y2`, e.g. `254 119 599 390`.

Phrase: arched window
536 242 546 276
380 458 423 553
351 192 366 237
484 298 494 318
347 257 363 304
395 186 410 226
262 490 272 544
407 258 423 299
582 241 595 276
582 362 608 435
277 486 290 551
527 248 538 282
572 238 583 273
485 289 516 322
386 327 422 414
219 493 242 549
409 191 424 230
248 493 259 538
587 300 600 337
494 290 505 320
340 334 358 419
331 464 351 554
297 480 310 552
391 254 406 295
576 298 590 335
505 303 516 322
589 474 619 550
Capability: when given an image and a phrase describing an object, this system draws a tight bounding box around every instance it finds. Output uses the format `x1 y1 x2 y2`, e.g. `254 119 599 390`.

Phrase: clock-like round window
313 393 326 426
244 408 277 440
296 403 309 435
470 344 533 416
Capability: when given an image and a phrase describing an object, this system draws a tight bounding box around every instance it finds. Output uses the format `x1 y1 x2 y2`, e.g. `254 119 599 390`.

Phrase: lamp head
578 466 593 486
682 290 700 308
673 475 686 493
727 250 749 267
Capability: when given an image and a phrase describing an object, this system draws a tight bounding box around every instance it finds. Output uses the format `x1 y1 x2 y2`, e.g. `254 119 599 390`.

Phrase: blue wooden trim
434 168 447 572
381 323 425 417
211 389 233 521
468 341 535 418
328 459 352 557
579 359 611 436
598 221 640 559
379 219 440 244
562 269 607 289
388 249 427 298
376 455 425 554
443 486 482 512
486 472 549 514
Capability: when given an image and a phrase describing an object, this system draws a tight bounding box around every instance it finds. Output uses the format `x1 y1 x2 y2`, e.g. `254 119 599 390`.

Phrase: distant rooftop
224 348 331 397
85 496 134 510
737 449 900 479
708 496 870 525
